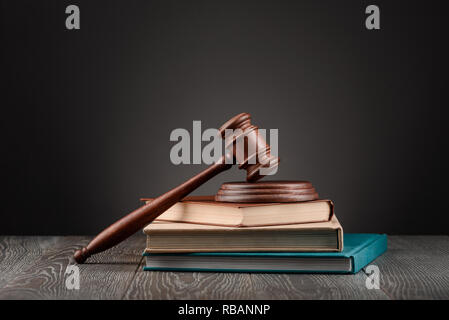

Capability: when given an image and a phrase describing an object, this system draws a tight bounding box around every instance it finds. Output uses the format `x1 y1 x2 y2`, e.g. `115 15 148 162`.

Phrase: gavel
74 113 279 263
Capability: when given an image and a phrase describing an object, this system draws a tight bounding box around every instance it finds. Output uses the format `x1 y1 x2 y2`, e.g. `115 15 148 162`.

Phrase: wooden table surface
0 235 448 300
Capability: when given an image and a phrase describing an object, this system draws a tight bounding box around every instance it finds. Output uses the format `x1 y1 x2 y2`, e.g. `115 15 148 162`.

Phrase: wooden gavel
74 113 279 263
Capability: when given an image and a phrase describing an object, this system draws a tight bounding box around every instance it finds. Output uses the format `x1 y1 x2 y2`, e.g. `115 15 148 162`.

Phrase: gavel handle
74 157 232 263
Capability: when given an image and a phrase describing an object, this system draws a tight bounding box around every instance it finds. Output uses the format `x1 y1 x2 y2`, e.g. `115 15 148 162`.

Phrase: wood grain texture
249 272 389 299
0 236 73 288
363 235 449 300
124 271 253 300
0 234 146 300
1 235 449 299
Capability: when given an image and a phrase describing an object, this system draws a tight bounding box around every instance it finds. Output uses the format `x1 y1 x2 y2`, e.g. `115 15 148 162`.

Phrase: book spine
351 234 387 273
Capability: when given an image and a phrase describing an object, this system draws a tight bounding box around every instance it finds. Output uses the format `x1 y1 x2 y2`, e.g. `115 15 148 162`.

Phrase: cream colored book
143 215 343 253
142 196 333 227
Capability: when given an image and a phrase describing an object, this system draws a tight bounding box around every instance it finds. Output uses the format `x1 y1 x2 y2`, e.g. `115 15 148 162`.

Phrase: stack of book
142 196 386 273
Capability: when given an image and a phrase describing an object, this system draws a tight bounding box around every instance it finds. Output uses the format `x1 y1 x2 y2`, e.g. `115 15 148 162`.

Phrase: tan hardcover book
143 215 343 253
141 196 334 227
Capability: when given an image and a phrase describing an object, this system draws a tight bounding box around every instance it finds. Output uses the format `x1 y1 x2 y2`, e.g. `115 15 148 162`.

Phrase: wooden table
0 235 448 299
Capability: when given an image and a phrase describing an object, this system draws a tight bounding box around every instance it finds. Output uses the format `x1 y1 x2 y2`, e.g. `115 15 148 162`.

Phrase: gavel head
218 113 280 182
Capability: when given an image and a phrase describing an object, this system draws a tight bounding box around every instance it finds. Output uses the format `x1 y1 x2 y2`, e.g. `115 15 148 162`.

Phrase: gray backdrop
1 0 448 234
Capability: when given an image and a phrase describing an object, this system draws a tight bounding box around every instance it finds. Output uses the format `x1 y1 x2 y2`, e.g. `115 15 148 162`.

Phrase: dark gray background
1 0 448 235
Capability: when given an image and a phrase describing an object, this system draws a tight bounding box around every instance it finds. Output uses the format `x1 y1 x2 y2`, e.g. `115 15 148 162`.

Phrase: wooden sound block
215 181 319 203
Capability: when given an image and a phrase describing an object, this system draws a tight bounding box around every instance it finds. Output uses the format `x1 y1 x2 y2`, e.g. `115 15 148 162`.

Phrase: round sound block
215 181 319 203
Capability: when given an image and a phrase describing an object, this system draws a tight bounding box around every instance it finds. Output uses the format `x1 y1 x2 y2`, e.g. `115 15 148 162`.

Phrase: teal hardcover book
143 233 387 274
